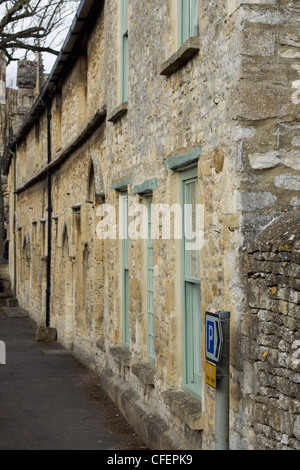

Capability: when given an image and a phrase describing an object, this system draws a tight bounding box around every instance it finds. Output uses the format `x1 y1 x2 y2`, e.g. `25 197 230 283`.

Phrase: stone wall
7 0 300 450
235 0 300 233
242 210 300 450
229 0 300 449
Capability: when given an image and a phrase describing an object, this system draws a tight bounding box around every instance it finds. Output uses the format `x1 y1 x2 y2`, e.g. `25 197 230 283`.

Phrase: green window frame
146 196 155 362
181 167 201 399
178 0 199 47
121 0 128 102
121 194 130 346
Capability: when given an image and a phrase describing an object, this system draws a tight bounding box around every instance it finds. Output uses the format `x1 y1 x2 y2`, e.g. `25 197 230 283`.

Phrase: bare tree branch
0 0 80 64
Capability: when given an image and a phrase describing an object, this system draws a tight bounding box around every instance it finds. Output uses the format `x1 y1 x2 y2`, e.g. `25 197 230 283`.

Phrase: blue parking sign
205 312 223 364
207 321 215 355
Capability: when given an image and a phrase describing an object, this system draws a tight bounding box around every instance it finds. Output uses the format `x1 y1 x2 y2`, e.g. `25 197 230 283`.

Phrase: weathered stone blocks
242 210 300 449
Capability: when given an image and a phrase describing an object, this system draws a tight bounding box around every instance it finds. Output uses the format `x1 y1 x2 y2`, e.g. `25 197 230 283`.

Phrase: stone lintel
132 178 158 195
159 36 200 77
110 345 132 367
71 202 84 211
108 101 128 123
165 146 201 171
162 389 202 431
132 362 155 385
111 177 131 191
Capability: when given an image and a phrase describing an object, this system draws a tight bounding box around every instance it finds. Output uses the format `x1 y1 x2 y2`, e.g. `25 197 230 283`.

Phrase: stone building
5 0 300 450
1 52 45 294
0 52 17 292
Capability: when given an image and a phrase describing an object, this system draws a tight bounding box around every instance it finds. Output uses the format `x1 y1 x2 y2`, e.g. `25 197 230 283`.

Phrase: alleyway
0 300 147 450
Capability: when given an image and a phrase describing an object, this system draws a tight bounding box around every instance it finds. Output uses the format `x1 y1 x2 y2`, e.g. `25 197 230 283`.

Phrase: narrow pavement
0 301 147 450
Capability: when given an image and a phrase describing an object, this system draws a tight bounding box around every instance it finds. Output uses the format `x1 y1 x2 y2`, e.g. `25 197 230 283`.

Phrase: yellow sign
205 361 216 389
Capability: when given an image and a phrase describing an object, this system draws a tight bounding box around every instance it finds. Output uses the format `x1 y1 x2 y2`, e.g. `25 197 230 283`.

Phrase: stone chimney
11 54 45 134
35 51 45 98
16 59 37 111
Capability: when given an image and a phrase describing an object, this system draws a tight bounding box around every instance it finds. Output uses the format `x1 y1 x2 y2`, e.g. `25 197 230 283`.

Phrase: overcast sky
5 1 80 89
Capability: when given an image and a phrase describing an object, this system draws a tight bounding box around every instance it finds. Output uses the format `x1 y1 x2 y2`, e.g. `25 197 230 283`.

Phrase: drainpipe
215 311 231 450
9 147 17 298
43 98 52 328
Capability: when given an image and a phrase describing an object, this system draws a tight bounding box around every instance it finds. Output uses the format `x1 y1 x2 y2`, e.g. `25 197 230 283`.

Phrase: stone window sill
108 101 128 123
159 37 200 77
132 362 155 385
162 389 202 431
110 345 132 367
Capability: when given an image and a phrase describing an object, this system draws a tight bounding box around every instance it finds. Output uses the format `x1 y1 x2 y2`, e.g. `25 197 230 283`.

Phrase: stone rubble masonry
242 210 300 450
6 0 300 450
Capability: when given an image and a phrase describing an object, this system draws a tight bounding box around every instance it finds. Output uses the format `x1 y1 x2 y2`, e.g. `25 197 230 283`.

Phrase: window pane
193 283 201 375
121 0 128 34
147 197 155 361
122 195 129 345
184 180 199 280
124 268 129 344
123 195 128 268
182 167 201 398
179 0 199 46
190 0 199 37
181 0 190 45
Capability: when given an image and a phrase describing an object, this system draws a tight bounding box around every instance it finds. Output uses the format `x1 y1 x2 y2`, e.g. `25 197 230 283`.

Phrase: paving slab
0 306 147 450
1 307 29 318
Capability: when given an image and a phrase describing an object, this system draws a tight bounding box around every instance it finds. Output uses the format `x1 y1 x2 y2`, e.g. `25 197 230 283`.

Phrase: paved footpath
0 303 147 450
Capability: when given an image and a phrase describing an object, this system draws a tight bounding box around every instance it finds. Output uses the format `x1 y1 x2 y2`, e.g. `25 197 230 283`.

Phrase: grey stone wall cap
246 209 300 253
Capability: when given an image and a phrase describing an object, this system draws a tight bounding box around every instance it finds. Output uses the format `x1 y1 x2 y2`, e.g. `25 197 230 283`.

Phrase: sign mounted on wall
205 312 223 365
205 361 216 388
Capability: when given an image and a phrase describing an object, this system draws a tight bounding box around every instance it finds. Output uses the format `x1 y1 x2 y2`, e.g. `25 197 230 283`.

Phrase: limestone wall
228 0 300 449
8 0 300 450
235 0 300 239
242 211 300 450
